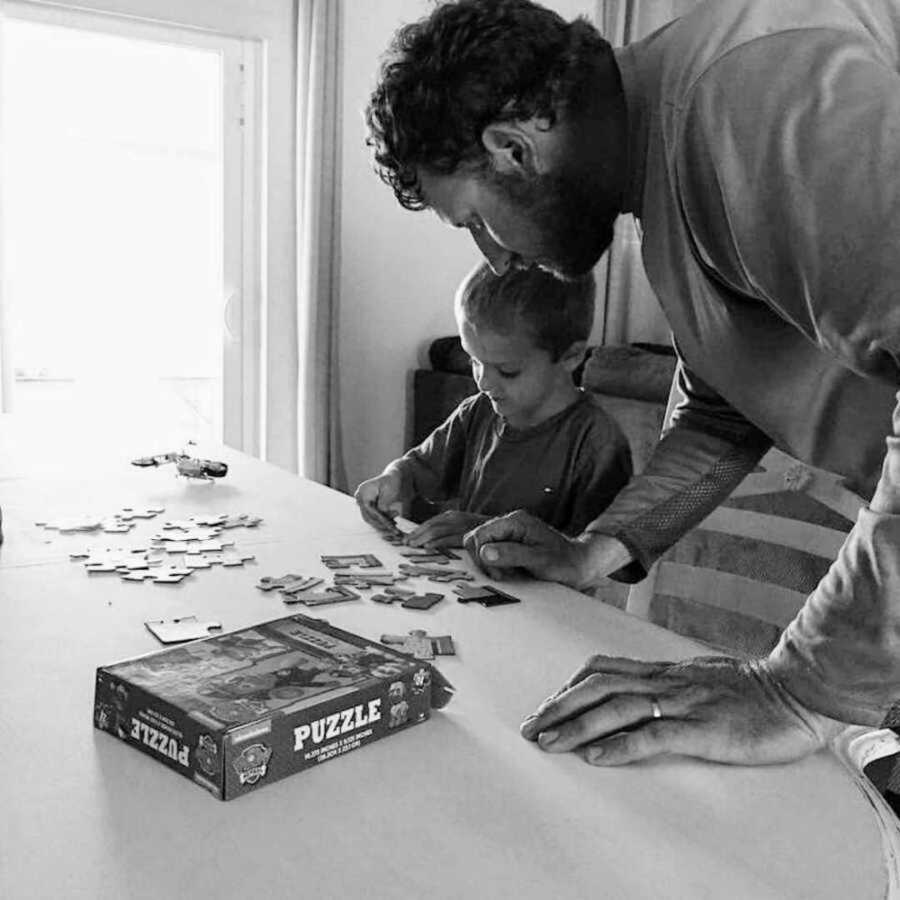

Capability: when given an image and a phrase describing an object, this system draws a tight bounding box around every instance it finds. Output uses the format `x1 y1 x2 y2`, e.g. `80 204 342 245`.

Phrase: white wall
338 0 597 492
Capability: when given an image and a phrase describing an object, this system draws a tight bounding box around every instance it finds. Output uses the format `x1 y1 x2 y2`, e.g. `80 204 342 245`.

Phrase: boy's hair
456 264 595 360
366 0 614 210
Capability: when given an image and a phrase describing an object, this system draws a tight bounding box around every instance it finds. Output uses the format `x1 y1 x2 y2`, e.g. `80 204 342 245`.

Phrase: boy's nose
470 229 514 276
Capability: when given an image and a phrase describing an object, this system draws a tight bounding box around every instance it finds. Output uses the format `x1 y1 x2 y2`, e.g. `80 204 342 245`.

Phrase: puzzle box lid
99 613 423 732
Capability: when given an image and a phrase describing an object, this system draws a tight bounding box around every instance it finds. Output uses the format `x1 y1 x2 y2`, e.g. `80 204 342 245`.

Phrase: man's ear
481 119 550 176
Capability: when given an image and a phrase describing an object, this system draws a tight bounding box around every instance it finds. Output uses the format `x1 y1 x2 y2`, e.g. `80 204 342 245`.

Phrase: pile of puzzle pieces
67 512 262 585
36 506 166 535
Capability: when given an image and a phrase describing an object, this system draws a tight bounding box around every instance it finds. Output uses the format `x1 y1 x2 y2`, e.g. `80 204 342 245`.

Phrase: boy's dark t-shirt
397 391 632 535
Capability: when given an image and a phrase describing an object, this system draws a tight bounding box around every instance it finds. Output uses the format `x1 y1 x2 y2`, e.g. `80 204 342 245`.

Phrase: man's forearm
585 420 770 582
768 391 900 725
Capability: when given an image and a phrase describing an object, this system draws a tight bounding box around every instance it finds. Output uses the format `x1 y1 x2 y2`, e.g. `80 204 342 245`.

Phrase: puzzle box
94 613 433 800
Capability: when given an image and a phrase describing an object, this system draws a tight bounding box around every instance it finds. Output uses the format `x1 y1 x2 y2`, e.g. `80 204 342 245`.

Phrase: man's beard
488 168 618 281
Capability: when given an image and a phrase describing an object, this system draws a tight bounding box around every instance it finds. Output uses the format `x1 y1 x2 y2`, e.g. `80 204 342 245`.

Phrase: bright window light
1 18 224 444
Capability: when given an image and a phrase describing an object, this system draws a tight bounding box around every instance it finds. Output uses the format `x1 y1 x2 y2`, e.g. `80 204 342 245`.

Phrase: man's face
419 164 618 281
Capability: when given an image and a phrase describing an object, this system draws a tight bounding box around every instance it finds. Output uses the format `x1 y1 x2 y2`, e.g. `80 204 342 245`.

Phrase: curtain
591 0 704 346
0 1 10 413
294 0 346 488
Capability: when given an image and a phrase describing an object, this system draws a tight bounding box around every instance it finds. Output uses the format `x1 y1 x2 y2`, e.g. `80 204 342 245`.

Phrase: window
0 2 261 450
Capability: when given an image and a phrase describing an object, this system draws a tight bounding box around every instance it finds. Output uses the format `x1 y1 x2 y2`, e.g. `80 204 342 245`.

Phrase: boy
355 263 632 547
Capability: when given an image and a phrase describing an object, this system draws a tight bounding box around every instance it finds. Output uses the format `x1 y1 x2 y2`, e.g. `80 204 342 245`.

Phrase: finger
534 693 664 753
357 500 384 529
406 516 458 547
404 522 431 546
520 673 662 740
424 532 465 549
579 719 696 766
360 501 395 532
463 529 508 579
479 540 551 573
562 655 670 692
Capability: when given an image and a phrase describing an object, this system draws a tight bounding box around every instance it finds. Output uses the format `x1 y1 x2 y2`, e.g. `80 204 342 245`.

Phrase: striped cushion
627 448 863 656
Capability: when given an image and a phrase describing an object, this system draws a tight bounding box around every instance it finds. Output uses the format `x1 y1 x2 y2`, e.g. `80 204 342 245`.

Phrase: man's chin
538 231 615 282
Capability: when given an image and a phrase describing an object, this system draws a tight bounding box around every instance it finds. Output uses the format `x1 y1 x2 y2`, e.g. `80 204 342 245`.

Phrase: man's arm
465 356 770 585
768 391 900 726
584 356 771 581
517 390 900 766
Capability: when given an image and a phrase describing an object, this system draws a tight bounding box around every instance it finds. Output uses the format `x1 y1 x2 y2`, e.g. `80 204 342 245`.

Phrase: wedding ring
649 696 663 719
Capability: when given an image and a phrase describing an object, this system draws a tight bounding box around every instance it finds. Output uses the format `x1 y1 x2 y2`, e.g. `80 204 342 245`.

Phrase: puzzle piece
220 552 256 567
154 527 221 542
257 574 322 594
371 593 399 604
219 514 263 529
453 583 521 607
399 592 444 610
101 521 134 534
145 616 222 644
384 585 415 597
121 565 193 584
426 570 475 583
37 516 105 533
117 506 165 520
282 585 360 607
398 546 461 562
333 571 407 589
321 554 383 570
399 563 472 579
380 629 455 660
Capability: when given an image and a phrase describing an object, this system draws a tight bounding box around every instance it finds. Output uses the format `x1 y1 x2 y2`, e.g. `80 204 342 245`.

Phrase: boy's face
459 315 573 429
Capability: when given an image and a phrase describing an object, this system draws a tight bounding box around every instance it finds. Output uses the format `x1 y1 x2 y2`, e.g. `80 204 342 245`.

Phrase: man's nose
471 228 514 276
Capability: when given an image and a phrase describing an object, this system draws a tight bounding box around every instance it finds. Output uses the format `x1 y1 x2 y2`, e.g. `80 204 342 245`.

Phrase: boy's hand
463 510 631 589
405 511 490 548
354 471 404 531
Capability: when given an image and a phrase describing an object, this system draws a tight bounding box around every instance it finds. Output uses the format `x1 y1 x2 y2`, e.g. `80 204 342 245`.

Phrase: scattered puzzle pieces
399 592 444 610
321 553 383 570
380 629 455 660
399 563 473 580
257 574 323 594
333 571 409 589
145 616 222 644
453 583 521 607
369 589 443 610
38 506 166 535
282 585 360 607
398 546 461 563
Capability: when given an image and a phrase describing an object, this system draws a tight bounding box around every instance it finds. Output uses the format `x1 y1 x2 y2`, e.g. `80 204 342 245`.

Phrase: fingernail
483 546 499 562
538 729 558 747
586 746 603 763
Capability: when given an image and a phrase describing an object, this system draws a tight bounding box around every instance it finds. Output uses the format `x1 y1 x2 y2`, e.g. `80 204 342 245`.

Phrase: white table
1 415 898 899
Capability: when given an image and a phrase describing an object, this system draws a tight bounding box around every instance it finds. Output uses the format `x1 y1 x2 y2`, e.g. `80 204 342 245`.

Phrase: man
366 0 900 767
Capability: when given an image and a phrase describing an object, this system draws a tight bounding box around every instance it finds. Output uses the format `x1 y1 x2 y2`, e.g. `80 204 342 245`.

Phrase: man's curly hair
366 0 612 210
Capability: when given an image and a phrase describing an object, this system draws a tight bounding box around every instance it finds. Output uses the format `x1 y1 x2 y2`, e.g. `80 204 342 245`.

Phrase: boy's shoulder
569 392 628 436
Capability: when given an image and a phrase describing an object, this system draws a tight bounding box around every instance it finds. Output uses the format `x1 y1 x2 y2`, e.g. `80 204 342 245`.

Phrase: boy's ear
481 118 551 176
559 340 588 374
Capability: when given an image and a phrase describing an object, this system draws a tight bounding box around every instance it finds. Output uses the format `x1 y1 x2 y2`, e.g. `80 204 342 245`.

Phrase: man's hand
520 654 845 766
354 470 404 531
405 510 489 548
463 510 631 588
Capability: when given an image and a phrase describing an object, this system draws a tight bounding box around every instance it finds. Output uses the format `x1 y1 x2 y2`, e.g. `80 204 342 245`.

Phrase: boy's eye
497 369 520 379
